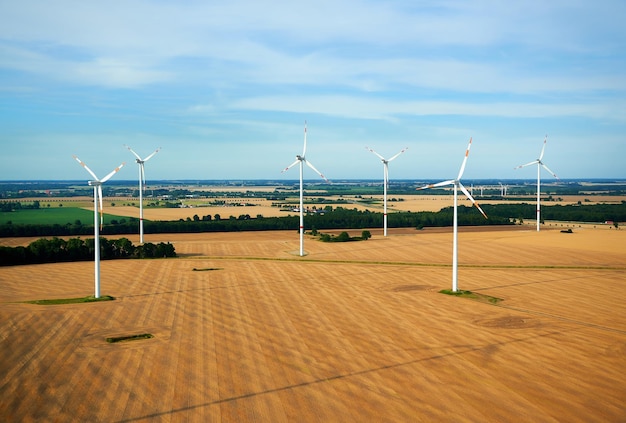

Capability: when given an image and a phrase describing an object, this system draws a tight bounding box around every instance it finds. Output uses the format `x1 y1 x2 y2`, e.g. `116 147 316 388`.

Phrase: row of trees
0 203 624 238
478 202 626 225
0 237 176 266
0 201 41 212
318 230 372 242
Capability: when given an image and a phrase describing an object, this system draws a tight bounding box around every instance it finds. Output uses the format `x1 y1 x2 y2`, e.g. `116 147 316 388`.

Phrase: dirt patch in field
388 284 439 292
473 316 542 329
77 326 171 351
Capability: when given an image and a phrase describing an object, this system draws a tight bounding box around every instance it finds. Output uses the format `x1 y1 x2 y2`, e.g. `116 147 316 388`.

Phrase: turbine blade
366 146 385 161
72 155 99 181
541 163 559 180
514 160 539 169
124 144 142 161
305 160 328 182
388 146 409 162
100 162 126 183
457 137 472 180
416 179 455 190
98 185 104 229
459 182 488 219
539 136 547 160
144 147 161 162
281 159 300 173
302 121 307 156
140 163 146 190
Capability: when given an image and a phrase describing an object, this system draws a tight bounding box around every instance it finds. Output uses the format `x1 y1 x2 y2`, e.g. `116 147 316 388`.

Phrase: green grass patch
439 289 502 304
24 295 115 305
0 207 122 226
106 333 154 343
192 267 223 271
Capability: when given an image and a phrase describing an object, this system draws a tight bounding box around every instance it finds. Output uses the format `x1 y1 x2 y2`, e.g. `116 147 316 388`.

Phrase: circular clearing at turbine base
24 295 115 305
439 289 503 304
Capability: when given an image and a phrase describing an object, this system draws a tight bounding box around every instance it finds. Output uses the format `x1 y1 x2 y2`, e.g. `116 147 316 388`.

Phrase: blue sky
1 1 625 181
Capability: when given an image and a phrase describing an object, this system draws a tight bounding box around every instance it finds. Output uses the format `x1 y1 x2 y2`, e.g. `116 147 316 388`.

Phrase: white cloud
1 1 624 179
0 43 170 88
1 0 624 92
231 95 626 121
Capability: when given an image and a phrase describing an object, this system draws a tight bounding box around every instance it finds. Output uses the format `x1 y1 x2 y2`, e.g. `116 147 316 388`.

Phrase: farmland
3 193 626 229
1 226 625 421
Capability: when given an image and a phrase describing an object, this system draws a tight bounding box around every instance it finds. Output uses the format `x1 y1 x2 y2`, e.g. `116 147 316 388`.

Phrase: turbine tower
124 145 161 243
366 146 408 236
281 122 328 256
73 155 125 298
514 136 559 232
416 138 487 292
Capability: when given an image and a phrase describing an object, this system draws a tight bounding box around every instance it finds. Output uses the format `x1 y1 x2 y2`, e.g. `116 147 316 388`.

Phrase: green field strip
0 207 130 226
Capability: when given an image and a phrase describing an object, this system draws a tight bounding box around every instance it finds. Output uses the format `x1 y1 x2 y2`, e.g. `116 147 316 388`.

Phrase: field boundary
180 255 626 271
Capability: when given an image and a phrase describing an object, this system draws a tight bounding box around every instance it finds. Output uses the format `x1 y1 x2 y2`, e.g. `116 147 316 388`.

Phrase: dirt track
1 227 625 421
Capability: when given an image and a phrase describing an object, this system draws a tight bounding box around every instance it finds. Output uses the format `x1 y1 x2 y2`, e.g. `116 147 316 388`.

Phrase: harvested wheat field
1 227 625 422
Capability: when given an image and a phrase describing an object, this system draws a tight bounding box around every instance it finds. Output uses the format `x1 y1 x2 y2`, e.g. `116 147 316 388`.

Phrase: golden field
1 226 625 422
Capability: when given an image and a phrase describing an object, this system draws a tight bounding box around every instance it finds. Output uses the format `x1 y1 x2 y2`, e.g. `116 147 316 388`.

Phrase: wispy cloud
0 0 624 179
231 95 626 122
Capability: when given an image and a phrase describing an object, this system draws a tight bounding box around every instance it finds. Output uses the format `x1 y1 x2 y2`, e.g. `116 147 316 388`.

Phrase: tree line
0 203 624 238
0 200 41 212
0 237 176 267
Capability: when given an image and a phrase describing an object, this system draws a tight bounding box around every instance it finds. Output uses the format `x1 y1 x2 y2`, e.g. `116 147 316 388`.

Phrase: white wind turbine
73 155 125 298
416 138 487 292
366 146 408 236
281 122 328 256
514 136 559 232
124 145 161 243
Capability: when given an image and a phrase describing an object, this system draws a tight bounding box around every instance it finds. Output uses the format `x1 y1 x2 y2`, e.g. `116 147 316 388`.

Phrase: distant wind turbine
281 122 328 256
73 155 125 298
124 145 161 243
366 146 408 236
416 138 487 292
514 136 559 232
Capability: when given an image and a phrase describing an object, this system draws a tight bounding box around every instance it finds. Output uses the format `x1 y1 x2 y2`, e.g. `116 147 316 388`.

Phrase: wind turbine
366 146 408 236
514 136 559 232
416 138 487 292
124 145 161 243
281 122 328 256
73 155 125 298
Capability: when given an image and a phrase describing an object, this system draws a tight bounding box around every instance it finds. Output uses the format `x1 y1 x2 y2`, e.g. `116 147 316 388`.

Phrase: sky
1 0 625 182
